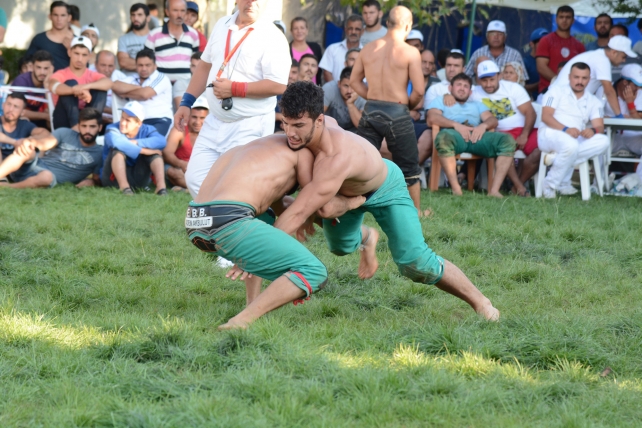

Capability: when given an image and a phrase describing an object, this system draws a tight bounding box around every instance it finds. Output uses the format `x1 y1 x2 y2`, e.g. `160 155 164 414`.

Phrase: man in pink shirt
48 36 113 130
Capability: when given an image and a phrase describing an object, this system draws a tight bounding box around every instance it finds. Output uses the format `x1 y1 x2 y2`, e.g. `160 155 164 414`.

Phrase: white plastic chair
535 151 605 200
0 86 56 130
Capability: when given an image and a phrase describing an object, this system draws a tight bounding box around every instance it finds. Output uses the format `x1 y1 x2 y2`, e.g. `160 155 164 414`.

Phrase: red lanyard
216 28 254 79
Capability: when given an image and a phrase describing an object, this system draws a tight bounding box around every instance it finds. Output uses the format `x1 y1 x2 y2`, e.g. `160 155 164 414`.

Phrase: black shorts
357 100 422 186
101 149 161 189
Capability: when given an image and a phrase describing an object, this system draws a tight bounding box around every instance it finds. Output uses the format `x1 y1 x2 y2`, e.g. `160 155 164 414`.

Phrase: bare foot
487 191 504 198
217 318 249 331
451 185 463 196
477 302 500 321
358 226 379 279
419 208 433 218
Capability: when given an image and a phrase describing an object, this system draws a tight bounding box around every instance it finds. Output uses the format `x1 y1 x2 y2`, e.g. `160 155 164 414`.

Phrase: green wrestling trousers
435 128 516 158
186 201 328 297
322 159 445 284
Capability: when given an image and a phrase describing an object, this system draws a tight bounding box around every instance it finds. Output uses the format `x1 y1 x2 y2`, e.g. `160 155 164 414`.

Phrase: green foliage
1 186 642 426
596 0 642 18
0 48 27 82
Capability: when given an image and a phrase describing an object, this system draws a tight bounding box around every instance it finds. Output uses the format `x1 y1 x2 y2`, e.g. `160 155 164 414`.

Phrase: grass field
1 186 642 427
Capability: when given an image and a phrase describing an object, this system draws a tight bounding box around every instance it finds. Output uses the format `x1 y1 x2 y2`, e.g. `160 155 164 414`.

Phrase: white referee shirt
202 13 291 123
123 69 173 120
550 49 612 95
319 39 363 82
541 84 602 131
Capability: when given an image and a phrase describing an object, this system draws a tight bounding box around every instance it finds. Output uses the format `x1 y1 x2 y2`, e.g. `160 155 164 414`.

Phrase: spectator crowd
2 1 642 199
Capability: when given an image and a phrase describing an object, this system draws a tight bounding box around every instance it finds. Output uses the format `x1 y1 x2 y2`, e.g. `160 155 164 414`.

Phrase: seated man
322 67 365 132
298 54 319 84
0 108 103 188
470 60 536 196
539 62 609 197
424 51 465 106
0 93 51 164
112 49 173 136
163 96 208 190
94 50 128 123
101 101 168 195
12 50 54 128
47 36 112 130
427 73 517 197
598 63 642 157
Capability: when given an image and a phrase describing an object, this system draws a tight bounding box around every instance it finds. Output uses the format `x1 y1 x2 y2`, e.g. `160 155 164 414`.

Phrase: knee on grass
397 254 445 285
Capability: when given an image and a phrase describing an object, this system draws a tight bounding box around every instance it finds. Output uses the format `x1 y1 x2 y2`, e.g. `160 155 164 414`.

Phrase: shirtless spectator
0 94 51 167
298 54 319 83
26 1 74 71
164 96 208 190
351 6 426 213
118 3 151 77
12 51 54 128
47 36 112 130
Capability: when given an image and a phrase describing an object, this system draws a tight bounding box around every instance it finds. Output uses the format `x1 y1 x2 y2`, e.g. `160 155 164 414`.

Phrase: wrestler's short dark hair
280 81 324 121
450 72 472 87
79 107 102 125
571 62 591 72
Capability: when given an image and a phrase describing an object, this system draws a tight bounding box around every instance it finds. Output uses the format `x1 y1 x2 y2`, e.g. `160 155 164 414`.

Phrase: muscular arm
602 81 621 116
536 57 556 82
162 129 188 171
117 52 137 72
349 54 368 99
347 102 363 128
186 60 212 98
408 50 425 110
427 108 461 128
518 102 536 135
480 111 498 130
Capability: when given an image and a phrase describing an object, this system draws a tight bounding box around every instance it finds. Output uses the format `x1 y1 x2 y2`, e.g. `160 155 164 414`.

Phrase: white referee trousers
185 111 275 197
538 127 610 190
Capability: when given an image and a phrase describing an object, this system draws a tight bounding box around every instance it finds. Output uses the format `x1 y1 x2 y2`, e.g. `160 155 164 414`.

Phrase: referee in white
174 0 291 197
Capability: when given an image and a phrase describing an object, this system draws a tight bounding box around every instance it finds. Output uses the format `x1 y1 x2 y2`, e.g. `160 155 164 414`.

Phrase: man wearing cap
164 96 208 190
360 0 387 45
144 0 200 83
47 36 113 130
551 35 636 119
101 100 168 195
174 0 291 197
523 28 549 98
599 64 642 157
585 13 613 51
424 51 465 106
351 6 427 213
536 6 585 94
539 62 609 197
465 20 528 82
405 29 424 51
184 1 207 53
118 3 151 77
80 23 101 69
320 15 364 82
112 49 173 136
471 60 536 196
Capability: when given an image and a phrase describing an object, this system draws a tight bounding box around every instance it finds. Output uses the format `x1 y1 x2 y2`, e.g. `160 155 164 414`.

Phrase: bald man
94 50 127 120
351 6 426 214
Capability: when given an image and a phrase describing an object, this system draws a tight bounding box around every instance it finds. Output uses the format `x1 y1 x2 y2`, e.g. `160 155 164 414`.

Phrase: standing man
585 13 612 51
536 6 585 94
539 62 609 197
360 0 387 46
25 1 73 71
523 28 548 99
185 1 207 53
351 6 426 213
112 49 173 136
465 20 528 81
319 15 364 82
551 35 636 119
173 0 291 197
144 0 200 83
12 50 55 128
118 3 151 77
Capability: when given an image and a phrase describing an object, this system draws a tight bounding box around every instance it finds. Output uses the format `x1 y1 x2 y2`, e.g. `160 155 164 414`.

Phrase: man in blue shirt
523 28 548 99
427 72 517 197
0 93 51 164
101 101 167 195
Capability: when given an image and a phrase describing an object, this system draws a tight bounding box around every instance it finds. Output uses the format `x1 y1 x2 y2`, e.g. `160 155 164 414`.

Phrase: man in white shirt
360 0 387 45
319 15 364 82
173 0 291 197
424 51 465 106
470 60 537 196
539 62 609 197
94 51 128 123
551 35 637 119
112 49 173 136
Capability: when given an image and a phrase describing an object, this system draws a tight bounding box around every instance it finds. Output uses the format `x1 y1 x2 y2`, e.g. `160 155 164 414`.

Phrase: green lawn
1 186 641 427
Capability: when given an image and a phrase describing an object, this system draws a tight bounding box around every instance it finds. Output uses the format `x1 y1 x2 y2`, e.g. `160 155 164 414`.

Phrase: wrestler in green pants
322 159 445 284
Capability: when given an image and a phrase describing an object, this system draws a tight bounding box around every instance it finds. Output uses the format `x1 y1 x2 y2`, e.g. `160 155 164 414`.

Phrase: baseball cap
477 60 500 78
621 64 642 86
70 36 93 51
530 28 549 42
121 101 145 121
608 35 638 58
186 1 199 14
487 20 506 34
81 23 100 38
451 49 464 54
406 29 424 42
192 95 210 110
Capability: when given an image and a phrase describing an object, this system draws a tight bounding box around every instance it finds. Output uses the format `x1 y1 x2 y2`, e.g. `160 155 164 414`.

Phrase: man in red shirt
163 96 208 190
536 5 585 93
47 36 113 130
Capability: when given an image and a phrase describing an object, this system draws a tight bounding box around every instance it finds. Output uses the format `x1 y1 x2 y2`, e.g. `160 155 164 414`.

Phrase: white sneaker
543 153 556 166
543 186 556 199
558 185 579 195
216 257 234 268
